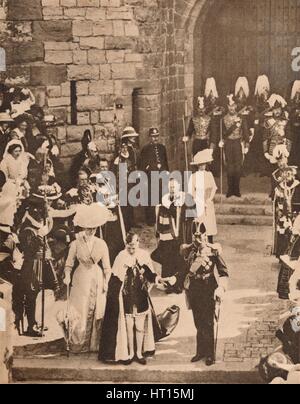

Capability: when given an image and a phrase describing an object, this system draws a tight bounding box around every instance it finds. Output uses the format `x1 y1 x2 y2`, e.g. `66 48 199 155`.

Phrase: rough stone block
77 81 89 95
64 8 86 17
124 22 139 37
77 0 100 6
47 85 61 98
80 37 104 50
73 50 88 65
100 110 115 123
89 80 114 95
77 95 101 111
8 0 43 21
48 97 70 107
67 125 93 142
30 65 67 86
33 21 73 42
45 50 73 64
68 65 99 80
77 112 91 125
85 8 106 21
100 64 112 80
42 0 60 6
106 50 125 63
87 49 106 64
60 0 76 6
6 42 44 64
73 21 93 37
111 63 136 79
93 22 113 36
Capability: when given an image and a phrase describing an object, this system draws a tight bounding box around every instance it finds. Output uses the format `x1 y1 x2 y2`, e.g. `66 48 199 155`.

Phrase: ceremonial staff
182 115 189 174
219 119 224 205
39 151 48 337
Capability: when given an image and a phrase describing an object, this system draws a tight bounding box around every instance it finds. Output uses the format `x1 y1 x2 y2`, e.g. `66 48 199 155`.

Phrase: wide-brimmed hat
0 112 14 123
190 149 214 166
121 126 139 139
73 203 111 228
0 224 11 234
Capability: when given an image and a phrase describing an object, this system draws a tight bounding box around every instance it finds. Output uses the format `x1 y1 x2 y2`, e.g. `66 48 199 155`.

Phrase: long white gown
188 170 218 236
59 233 111 353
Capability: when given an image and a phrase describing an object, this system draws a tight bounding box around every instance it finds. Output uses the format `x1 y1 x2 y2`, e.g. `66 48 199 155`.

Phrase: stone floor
12 222 291 383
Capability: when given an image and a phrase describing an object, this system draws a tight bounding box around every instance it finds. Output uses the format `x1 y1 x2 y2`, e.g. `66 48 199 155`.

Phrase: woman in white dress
0 139 31 201
58 203 112 354
188 149 218 243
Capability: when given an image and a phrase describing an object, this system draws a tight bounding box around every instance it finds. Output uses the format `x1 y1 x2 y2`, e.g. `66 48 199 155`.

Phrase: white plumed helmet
255 75 270 96
235 77 250 98
204 77 219 99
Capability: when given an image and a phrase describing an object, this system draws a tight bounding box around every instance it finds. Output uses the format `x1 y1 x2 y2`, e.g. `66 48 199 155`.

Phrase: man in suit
140 128 169 226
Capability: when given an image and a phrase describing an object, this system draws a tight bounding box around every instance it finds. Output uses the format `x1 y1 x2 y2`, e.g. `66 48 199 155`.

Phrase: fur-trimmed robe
99 249 157 362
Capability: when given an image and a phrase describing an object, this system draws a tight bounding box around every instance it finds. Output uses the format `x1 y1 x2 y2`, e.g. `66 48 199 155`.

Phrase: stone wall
0 0 211 171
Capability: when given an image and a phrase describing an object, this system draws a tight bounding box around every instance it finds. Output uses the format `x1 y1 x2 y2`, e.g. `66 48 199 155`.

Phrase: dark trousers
188 278 217 358
145 173 164 226
224 139 243 196
192 139 209 157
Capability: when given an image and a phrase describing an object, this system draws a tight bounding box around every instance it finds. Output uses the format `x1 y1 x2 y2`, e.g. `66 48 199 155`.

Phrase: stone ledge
12 357 263 384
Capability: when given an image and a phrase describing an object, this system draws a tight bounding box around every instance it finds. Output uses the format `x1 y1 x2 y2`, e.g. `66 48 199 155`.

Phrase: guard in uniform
244 75 271 176
140 128 169 226
168 223 229 366
220 94 250 198
18 200 59 337
263 94 292 173
186 97 217 157
114 127 139 231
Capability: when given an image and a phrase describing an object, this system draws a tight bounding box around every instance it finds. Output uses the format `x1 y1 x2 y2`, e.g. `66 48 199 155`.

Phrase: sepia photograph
0 0 300 388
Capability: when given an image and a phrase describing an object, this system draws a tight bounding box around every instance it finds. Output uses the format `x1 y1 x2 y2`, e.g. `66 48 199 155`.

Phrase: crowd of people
0 73 299 375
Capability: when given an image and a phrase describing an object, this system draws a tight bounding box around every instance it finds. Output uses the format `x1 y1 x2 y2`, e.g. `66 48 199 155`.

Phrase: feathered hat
197 96 205 110
73 203 112 228
268 94 287 109
235 77 250 98
204 77 219 99
255 75 270 97
227 94 237 107
291 80 300 100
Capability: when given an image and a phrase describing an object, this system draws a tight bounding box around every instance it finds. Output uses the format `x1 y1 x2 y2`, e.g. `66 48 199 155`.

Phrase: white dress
188 170 218 236
58 233 111 353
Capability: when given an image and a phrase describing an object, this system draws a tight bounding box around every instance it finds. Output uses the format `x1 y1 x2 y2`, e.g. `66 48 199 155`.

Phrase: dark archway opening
194 0 300 102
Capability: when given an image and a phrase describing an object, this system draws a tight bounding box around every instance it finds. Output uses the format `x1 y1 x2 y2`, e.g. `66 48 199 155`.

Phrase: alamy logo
0 307 6 332
0 47 5 72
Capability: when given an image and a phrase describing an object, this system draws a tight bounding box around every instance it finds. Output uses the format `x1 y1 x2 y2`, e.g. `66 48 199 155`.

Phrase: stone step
216 214 273 226
12 357 262 384
215 193 271 206
216 204 273 217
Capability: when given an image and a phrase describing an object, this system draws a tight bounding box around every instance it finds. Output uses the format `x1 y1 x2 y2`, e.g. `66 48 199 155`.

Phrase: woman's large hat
121 126 139 139
73 203 112 228
0 112 14 123
190 149 214 166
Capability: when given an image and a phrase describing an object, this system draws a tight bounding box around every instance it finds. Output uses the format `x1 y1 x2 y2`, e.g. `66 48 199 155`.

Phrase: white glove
51 145 59 157
63 271 71 286
167 276 177 286
219 140 224 148
182 136 189 143
244 148 249 155
264 152 271 161
214 286 225 302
